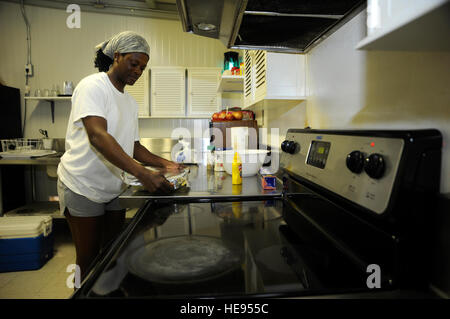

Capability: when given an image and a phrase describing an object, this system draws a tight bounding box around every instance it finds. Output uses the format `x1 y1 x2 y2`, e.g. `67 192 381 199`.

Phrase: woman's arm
133 141 171 167
82 116 173 193
134 141 185 171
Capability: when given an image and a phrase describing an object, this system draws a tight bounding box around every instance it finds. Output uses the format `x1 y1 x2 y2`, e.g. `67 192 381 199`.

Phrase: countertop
0 137 205 166
119 164 283 208
0 152 62 165
0 147 281 209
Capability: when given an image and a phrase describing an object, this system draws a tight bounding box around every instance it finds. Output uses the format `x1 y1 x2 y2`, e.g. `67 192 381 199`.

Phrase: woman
57 31 183 281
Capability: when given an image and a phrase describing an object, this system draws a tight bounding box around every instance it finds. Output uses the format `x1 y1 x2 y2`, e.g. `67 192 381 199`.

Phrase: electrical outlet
25 63 33 77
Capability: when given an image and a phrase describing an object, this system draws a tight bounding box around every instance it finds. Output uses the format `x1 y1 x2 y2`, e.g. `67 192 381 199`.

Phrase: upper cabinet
125 69 150 117
243 50 306 108
356 0 450 51
125 67 222 118
187 68 221 117
150 67 186 117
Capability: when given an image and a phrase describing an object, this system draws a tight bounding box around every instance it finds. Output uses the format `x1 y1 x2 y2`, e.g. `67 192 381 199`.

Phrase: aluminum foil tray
122 167 189 191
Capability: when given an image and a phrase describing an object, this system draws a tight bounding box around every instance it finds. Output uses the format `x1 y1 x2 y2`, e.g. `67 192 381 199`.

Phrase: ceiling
2 0 180 20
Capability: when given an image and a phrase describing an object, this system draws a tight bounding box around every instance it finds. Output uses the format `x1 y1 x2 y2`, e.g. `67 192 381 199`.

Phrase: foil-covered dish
122 166 190 191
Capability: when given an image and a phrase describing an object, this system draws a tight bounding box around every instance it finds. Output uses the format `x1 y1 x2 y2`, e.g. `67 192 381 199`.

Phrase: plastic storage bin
0 216 54 272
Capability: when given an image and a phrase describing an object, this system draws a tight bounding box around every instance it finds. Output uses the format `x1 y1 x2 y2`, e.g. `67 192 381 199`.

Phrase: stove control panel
280 131 405 215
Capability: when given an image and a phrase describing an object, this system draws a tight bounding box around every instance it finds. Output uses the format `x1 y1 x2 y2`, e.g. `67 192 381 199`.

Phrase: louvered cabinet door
187 68 221 116
253 50 267 104
243 50 253 108
150 67 186 117
125 69 149 117
243 50 267 107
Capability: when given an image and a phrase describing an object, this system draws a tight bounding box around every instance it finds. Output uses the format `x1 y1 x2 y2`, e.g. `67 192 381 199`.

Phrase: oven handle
152 195 282 204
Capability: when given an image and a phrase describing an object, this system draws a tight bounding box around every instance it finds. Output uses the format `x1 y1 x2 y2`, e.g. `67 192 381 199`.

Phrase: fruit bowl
211 110 254 122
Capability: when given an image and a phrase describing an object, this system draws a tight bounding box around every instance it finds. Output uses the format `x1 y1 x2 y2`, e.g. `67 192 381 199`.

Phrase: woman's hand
162 161 186 174
136 168 174 194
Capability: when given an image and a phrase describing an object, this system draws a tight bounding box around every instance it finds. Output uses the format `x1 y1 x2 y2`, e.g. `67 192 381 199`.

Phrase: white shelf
243 97 307 110
24 96 72 123
138 116 211 119
217 75 244 93
25 96 72 101
356 0 450 51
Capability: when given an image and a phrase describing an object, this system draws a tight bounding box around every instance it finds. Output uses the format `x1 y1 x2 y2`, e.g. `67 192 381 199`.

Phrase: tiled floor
0 222 76 299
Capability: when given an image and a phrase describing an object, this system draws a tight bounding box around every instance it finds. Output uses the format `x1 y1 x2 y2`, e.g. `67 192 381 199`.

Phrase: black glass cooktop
78 200 373 298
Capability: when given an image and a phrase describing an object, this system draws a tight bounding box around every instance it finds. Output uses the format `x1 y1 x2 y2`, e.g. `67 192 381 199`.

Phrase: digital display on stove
307 141 331 169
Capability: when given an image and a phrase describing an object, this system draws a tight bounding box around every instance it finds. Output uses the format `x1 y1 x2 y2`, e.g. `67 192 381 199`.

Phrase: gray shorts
57 179 123 217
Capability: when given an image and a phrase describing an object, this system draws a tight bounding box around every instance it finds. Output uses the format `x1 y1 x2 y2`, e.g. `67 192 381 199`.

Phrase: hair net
95 31 150 59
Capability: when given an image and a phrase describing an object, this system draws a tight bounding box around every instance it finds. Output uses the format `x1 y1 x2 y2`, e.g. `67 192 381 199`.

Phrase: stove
73 129 442 298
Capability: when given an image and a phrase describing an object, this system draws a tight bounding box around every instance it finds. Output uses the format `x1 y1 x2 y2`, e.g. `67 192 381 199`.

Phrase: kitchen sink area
0 137 209 219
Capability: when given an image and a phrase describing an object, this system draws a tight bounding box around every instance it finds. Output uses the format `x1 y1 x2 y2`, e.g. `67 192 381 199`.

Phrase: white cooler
0 216 54 272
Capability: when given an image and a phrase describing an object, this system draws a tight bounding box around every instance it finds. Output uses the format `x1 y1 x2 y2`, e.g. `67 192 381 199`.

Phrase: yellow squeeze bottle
232 152 242 185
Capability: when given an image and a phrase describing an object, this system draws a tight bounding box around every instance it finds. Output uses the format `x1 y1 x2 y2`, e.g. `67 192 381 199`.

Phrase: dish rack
0 139 43 153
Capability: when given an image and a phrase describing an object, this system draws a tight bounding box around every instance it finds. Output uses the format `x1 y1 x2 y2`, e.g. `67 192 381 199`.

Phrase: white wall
249 10 449 194
0 1 233 139
305 11 450 194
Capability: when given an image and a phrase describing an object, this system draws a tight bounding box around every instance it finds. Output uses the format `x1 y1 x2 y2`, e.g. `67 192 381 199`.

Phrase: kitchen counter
119 164 283 208
0 152 62 165
0 137 208 166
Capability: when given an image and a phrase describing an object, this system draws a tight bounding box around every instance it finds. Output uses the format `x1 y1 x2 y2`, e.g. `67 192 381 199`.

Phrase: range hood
176 0 366 53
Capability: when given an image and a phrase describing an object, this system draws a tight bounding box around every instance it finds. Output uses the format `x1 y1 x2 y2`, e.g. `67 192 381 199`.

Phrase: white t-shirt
57 72 140 203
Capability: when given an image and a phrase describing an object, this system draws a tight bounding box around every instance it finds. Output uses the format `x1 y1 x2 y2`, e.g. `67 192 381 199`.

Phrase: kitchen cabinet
125 67 223 118
187 67 221 117
150 67 186 117
125 69 150 117
356 0 450 51
243 50 306 109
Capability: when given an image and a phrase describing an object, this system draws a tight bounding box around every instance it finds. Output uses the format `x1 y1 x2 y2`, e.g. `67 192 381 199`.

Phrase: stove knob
287 141 299 154
364 153 386 179
281 140 299 154
281 140 289 153
346 151 365 174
